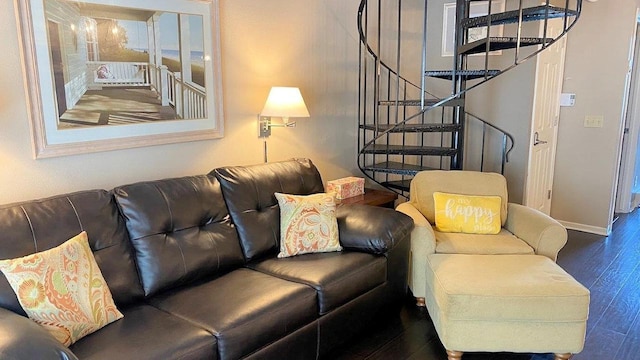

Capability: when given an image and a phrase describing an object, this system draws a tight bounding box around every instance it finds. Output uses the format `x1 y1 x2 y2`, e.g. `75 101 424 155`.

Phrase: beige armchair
395 170 568 305
395 171 589 360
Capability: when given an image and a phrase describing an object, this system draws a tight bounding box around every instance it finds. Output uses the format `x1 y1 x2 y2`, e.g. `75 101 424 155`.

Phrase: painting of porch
46 0 207 129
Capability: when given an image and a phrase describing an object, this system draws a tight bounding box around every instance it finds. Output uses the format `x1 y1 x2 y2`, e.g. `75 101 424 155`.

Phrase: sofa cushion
0 231 123 346
0 190 143 315
213 159 325 262
69 304 217 360
434 228 535 255
114 175 244 297
148 268 317 360
249 252 386 315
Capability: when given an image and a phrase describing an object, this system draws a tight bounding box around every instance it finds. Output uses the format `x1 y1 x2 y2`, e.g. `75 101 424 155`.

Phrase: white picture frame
441 0 505 57
15 0 224 158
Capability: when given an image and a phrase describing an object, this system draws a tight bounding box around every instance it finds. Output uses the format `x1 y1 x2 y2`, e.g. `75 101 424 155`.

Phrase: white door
524 19 567 215
615 18 640 214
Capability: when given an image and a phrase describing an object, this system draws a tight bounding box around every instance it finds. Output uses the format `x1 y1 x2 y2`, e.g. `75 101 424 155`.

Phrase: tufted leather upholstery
213 158 324 262
149 268 317 359
69 304 218 360
249 252 386 315
0 190 143 314
0 159 413 360
114 175 244 297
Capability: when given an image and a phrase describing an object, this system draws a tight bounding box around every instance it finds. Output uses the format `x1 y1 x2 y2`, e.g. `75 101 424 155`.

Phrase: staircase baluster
543 0 551 47
515 0 524 63
481 123 487 172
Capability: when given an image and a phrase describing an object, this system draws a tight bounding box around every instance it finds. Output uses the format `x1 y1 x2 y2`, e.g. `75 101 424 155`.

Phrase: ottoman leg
446 350 463 360
416 297 426 307
554 353 572 360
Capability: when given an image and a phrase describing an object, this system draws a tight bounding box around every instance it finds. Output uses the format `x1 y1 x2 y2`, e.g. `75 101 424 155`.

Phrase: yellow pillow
0 231 123 346
433 192 502 234
275 192 342 258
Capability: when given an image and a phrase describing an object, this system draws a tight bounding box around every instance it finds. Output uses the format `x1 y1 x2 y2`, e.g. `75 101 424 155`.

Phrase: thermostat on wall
560 93 576 107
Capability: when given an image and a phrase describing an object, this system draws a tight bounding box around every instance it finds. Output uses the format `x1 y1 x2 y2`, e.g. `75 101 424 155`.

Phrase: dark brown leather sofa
0 159 413 360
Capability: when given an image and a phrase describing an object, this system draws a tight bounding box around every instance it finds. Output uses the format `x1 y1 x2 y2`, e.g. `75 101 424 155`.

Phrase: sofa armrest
395 202 437 300
0 307 78 360
504 203 568 261
336 204 414 255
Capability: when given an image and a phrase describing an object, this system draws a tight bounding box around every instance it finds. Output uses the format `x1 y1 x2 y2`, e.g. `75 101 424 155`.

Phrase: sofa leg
554 354 572 360
416 297 426 307
446 350 463 360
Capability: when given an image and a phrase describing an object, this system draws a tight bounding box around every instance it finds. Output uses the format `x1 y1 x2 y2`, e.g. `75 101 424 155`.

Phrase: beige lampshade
260 87 310 119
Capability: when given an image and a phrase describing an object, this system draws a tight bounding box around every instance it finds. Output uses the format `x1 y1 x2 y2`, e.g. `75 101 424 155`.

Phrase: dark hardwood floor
328 210 640 360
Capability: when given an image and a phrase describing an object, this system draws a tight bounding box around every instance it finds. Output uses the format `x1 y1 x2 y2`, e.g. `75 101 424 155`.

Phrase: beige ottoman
425 254 590 360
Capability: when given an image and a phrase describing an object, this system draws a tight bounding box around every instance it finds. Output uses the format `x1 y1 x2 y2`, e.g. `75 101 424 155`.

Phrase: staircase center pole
420 0 428 110
451 0 469 170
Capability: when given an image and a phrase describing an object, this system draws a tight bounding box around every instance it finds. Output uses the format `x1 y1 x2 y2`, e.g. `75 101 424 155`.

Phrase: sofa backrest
113 174 244 297
213 158 325 262
0 190 144 315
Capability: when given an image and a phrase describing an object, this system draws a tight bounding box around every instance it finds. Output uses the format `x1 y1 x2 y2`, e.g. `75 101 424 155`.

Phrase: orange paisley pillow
0 231 123 346
275 192 342 258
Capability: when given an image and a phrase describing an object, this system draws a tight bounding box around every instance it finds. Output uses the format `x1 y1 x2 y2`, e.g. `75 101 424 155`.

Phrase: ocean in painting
132 48 204 66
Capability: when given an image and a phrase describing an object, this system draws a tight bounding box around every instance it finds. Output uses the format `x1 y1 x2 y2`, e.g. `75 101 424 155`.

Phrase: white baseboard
558 220 610 236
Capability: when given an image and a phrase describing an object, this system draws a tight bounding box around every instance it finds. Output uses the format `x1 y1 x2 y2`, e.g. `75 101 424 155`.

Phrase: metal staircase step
382 179 412 192
378 98 464 107
425 70 500 80
362 144 458 156
459 37 554 55
360 123 462 133
363 162 434 176
462 5 578 29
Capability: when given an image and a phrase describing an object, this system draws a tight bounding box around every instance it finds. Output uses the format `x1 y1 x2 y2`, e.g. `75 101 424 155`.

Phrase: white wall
0 0 362 205
553 0 640 234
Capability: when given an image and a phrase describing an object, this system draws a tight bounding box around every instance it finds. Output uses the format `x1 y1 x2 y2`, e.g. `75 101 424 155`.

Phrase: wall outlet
584 115 604 128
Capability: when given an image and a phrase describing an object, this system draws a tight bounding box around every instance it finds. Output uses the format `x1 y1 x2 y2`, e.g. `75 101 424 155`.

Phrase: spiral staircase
357 0 582 198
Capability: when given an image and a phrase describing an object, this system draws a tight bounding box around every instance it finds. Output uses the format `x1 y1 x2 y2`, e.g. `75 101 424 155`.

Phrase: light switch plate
584 115 604 128
560 93 576 107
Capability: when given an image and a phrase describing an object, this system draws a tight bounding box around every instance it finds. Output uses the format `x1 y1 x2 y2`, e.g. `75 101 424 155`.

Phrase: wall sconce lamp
258 87 310 162
258 87 310 137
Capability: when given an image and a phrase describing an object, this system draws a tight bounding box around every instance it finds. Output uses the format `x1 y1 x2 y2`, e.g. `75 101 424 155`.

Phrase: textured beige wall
0 0 362 204
553 0 640 233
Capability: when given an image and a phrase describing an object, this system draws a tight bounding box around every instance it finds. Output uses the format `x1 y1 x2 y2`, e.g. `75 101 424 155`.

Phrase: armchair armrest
395 202 437 300
395 203 436 255
336 204 414 255
504 203 567 261
0 307 78 360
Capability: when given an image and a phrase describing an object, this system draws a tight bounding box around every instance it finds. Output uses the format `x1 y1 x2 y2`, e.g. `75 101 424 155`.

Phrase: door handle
533 132 548 146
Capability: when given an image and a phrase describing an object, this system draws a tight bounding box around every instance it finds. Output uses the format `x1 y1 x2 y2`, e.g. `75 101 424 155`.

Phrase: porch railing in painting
87 61 207 120
166 71 207 120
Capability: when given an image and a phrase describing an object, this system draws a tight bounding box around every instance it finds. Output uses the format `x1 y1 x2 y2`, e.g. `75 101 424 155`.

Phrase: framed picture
15 0 224 158
441 0 505 57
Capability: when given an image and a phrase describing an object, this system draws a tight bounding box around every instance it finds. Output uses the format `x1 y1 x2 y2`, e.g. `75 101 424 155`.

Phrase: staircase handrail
465 111 515 163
